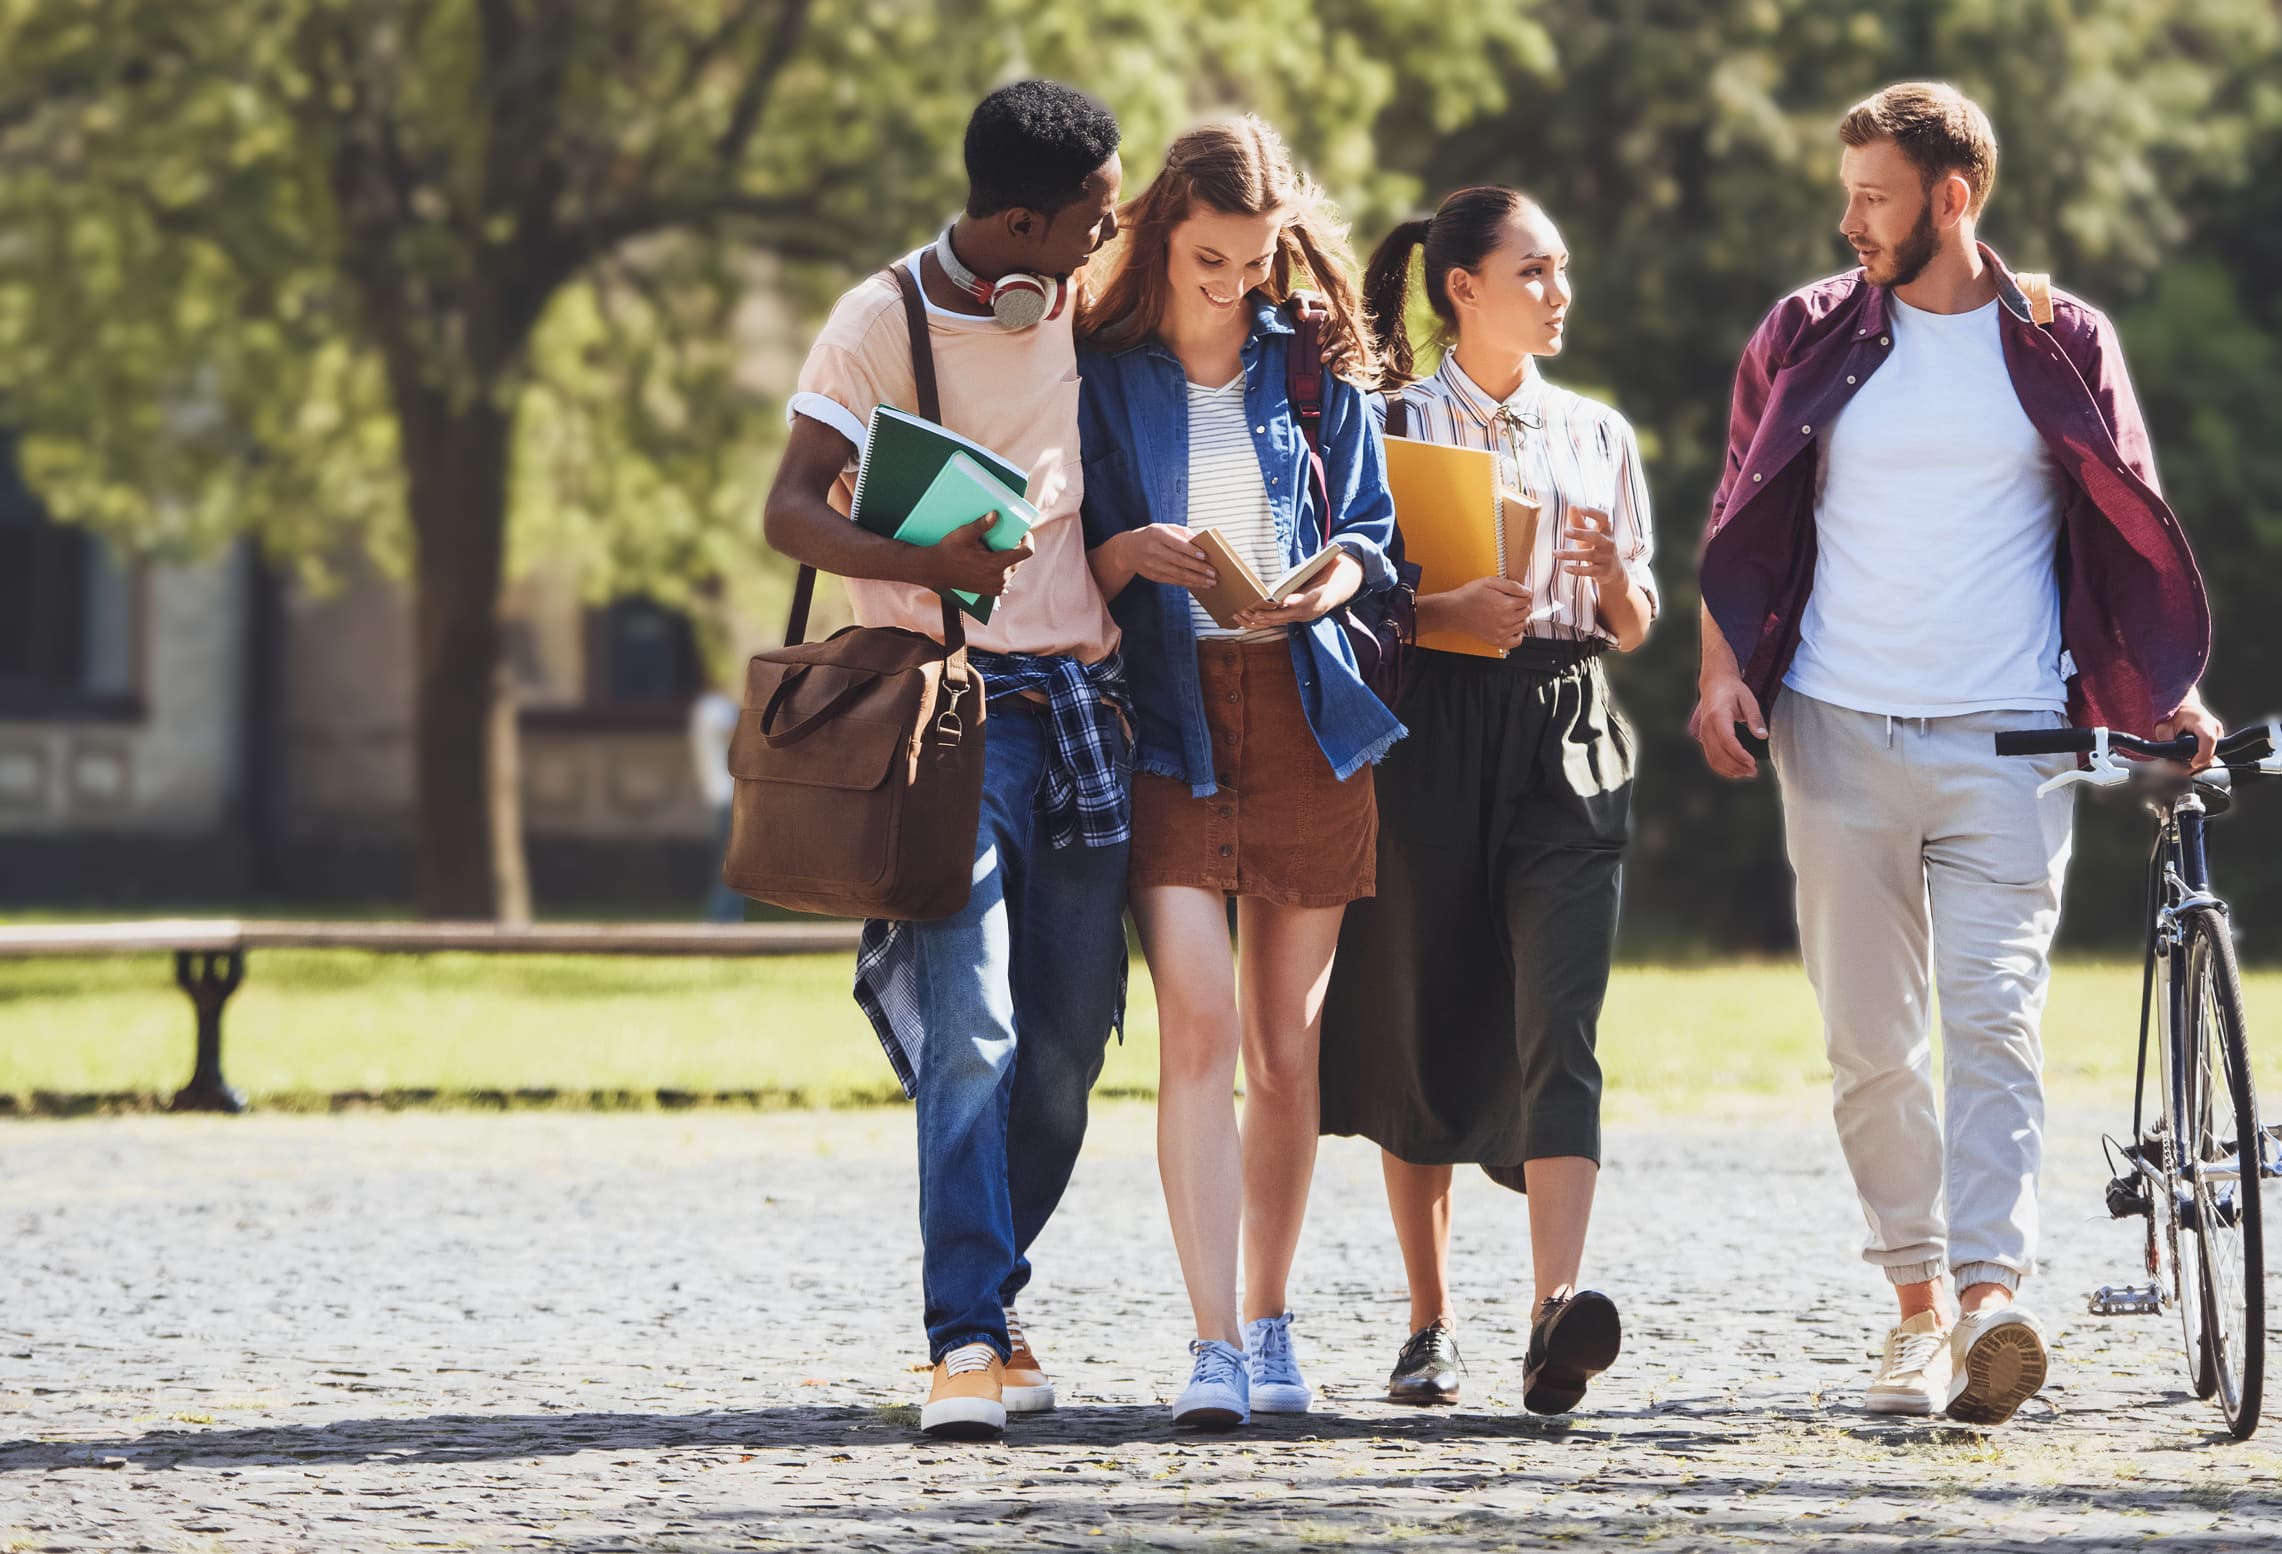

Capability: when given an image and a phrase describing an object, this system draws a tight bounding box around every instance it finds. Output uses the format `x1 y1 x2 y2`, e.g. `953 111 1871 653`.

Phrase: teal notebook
890 452 1038 622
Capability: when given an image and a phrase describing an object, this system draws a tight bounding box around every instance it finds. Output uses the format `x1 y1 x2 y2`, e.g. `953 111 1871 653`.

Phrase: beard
1868 203 1940 287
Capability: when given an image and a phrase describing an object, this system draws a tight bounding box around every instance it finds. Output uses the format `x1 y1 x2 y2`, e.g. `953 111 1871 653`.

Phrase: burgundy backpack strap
1282 296 1335 545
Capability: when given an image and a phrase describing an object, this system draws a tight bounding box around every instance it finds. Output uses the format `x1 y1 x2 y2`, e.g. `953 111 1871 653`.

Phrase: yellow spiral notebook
1383 435 1541 657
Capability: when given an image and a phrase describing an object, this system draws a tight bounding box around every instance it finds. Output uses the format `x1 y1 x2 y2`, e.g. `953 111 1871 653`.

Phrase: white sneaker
1171 1339 1249 1429
1864 1311 1951 1416
1945 1306 2048 1425
1244 1312 1314 1413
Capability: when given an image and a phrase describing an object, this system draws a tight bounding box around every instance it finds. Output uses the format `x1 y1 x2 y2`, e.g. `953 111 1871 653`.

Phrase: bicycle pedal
2088 1282 2166 1316
2104 1175 2153 1219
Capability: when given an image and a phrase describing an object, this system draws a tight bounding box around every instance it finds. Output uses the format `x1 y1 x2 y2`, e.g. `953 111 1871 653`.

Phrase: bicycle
1993 718 2282 1439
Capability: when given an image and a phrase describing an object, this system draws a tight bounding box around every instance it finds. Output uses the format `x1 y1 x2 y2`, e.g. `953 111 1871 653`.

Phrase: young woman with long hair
1320 186 1657 1415
1075 116 1404 1429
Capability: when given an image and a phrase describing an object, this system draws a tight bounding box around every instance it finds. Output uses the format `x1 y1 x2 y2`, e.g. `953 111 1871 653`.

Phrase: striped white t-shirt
1387 355 1658 644
1185 376 1285 641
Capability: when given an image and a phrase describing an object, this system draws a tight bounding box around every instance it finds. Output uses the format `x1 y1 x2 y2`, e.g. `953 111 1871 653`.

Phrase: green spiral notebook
848 405 1036 623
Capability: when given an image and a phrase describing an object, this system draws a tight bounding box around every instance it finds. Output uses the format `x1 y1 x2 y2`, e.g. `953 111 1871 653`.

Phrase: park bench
0 919 862 1113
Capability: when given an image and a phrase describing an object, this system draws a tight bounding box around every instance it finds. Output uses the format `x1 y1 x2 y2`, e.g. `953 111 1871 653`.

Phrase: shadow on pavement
0 1395 2245 1471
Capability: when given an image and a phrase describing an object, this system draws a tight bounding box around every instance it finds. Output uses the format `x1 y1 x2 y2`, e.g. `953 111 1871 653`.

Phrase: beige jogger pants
1770 692 2076 1291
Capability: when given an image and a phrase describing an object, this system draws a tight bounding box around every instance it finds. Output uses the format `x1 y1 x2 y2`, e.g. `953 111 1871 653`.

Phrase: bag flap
729 703 905 790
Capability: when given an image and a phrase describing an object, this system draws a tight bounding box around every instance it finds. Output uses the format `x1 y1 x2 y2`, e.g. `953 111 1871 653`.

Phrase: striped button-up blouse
1387 354 1658 645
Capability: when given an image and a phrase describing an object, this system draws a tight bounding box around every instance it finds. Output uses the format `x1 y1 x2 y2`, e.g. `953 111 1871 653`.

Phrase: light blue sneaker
1172 1338 1249 1429
1245 1311 1313 1413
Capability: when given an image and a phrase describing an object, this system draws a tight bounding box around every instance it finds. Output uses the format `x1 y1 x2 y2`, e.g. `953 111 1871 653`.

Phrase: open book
1186 529 1348 632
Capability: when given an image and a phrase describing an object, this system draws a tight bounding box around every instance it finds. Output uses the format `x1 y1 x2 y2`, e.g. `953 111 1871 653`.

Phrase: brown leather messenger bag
720 265 986 920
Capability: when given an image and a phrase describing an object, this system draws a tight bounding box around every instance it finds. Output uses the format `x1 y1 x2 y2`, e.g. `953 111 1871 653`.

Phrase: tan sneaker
1865 1311 1952 1415
1945 1306 2048 1425
1002 1308 1055 1414
920 1342 1005 1439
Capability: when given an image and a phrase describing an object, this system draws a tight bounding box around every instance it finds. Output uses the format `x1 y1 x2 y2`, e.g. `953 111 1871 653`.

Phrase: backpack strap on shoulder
2016 271 2056 328
1383 392 1410 440
1281 295 1335 545
1284 294 1329 451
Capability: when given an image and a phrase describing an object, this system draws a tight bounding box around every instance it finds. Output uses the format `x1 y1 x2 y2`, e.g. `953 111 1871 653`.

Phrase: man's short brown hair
1839 82 1998 216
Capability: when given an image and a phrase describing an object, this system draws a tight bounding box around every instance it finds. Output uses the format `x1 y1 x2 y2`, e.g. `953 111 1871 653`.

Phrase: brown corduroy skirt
1127 638 1376 908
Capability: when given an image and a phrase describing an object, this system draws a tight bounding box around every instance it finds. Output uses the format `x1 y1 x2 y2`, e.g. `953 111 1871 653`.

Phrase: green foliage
0 0 1549 602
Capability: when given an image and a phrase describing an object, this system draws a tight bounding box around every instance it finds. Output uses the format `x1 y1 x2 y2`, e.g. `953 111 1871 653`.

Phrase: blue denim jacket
1078 300 1406 797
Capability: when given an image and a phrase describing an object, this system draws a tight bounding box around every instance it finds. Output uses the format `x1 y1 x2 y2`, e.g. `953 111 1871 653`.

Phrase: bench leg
170 950 248 1114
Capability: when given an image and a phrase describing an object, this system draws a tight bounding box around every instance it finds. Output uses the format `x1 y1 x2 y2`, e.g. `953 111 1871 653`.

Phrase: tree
0 0 1543 918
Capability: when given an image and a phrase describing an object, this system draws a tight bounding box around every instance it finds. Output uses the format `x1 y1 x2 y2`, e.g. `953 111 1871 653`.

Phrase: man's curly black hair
964 80 1120 219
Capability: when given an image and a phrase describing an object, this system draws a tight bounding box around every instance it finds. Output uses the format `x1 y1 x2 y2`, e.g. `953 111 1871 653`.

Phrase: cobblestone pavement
4 1099 2280 1552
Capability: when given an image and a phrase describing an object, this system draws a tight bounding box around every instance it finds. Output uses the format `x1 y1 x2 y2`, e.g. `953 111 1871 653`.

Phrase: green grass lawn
4 947 2275 1114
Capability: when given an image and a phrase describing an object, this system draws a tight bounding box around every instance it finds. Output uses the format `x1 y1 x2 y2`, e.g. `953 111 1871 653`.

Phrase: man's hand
1112 524 1218 589
2156 685 2224 771
1417 576 1534 651
1234 551 1364 630
1692 671 1767 780
923 512 1034 598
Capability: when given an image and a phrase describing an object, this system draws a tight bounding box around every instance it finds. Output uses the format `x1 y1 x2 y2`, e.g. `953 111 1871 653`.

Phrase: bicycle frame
2124 788 2221 1308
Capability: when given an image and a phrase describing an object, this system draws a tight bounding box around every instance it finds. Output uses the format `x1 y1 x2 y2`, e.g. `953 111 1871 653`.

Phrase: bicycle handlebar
1993 722 2278 763
1992 728 2127 757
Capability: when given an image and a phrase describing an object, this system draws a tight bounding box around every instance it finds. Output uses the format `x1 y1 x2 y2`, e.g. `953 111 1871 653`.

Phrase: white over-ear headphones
934 224 1066 331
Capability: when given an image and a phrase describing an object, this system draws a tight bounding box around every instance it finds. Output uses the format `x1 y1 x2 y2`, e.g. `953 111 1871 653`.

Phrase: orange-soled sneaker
1002 1308 1055 1414
920 1342 1006 1439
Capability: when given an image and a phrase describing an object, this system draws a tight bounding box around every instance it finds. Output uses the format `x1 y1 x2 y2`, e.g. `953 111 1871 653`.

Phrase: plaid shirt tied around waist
854 648 1133 1096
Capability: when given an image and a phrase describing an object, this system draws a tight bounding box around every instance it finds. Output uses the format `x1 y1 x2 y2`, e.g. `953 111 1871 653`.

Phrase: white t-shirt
1184 377 1285 641
1785 296 2070 717
689 690 738 809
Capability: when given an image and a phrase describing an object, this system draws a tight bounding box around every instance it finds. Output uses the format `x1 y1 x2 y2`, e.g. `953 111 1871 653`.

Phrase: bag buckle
935 676 968 745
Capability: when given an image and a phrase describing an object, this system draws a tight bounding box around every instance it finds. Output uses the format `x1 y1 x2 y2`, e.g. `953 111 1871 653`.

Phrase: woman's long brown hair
1079 116 1379 386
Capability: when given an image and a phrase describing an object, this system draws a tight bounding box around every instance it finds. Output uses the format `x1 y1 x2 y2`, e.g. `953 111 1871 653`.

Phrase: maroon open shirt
1699 244 2209 737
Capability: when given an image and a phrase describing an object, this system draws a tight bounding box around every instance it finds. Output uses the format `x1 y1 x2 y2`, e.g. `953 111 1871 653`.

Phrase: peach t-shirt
785 254 1119 663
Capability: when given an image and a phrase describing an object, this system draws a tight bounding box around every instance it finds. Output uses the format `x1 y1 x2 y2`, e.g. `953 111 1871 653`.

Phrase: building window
518 594 702 731
0 435 140 719
588 598 702 713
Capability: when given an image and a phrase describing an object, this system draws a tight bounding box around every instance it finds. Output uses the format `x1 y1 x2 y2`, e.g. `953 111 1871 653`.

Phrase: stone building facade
1 481 728 912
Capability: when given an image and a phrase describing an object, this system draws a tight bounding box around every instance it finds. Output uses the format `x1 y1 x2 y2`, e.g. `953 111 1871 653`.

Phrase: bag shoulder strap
890 261 944 421
785 261 958 651
2016 271 2056 328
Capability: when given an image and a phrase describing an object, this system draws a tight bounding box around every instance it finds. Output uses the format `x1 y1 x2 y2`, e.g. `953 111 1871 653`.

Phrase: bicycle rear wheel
2183 909 2265 1439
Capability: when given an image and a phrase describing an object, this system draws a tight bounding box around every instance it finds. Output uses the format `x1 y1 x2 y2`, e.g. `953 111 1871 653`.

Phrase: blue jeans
703 802 744 923
911 703 1129 1362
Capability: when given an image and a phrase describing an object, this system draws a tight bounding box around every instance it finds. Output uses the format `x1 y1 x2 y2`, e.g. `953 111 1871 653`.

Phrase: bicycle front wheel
2183 909 2266 1439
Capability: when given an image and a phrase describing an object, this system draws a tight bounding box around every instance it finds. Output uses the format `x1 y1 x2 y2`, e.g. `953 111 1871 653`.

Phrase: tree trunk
400 394 531 922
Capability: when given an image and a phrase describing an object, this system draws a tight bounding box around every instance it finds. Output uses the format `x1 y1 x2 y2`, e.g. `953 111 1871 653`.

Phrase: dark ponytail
1362 186 1538 388
1362 217 1434 386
